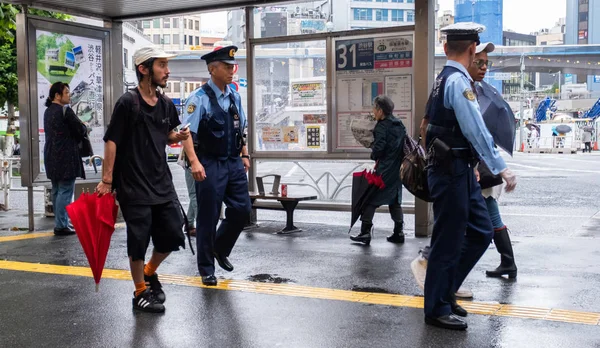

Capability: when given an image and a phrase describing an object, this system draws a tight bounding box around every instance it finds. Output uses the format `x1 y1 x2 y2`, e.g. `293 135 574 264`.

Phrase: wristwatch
241 155 250 159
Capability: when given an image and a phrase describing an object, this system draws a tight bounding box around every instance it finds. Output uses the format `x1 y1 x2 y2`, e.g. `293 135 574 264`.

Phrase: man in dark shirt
96 47 189 313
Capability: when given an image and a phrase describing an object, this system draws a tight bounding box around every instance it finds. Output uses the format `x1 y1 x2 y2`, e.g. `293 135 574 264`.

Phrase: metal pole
519 54 525 151
471 0 476 21
269 59 274 114
558 70 561 99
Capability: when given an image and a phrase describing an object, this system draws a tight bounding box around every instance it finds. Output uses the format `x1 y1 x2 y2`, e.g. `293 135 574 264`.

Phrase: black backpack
399 136 432 202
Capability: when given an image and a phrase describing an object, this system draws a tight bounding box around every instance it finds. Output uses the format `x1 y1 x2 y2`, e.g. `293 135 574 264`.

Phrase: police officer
423 23 517 330
182 46 251 286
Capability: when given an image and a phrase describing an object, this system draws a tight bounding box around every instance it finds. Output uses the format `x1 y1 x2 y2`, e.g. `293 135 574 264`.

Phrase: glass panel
254 41 327 152
163 18 171 28
172 17 179 29
153 19 160 28
163 34 170 44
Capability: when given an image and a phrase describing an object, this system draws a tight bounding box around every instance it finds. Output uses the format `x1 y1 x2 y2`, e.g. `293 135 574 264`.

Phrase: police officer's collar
207 78 232 99
445 60 473 82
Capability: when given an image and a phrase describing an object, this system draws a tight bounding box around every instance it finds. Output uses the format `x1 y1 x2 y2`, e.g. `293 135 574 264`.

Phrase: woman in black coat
350 95 407 245
43 82 87 235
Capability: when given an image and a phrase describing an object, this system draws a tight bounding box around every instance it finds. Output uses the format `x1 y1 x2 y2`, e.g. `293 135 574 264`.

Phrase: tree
0 3 69 120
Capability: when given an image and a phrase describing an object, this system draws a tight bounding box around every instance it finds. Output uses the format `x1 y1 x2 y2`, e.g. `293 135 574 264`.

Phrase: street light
519 53 525 151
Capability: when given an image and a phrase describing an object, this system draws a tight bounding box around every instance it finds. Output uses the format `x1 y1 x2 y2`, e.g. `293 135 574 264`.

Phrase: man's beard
151 75 168 88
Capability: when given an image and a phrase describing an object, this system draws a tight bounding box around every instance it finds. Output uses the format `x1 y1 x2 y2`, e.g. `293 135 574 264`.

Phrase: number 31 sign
336 38 375 71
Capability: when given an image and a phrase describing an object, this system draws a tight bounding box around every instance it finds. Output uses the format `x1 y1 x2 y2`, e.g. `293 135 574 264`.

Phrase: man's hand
474 168 480 182
172 128 190 142
96 181 112 196
242 157 250 173
500 168 517 192
191 160 206 181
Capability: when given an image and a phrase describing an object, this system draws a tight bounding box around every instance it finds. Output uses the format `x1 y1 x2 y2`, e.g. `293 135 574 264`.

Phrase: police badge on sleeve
463 89 476 101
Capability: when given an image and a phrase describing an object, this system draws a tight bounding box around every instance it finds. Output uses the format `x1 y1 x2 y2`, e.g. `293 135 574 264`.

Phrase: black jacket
43 104 87 181
369 115 407 206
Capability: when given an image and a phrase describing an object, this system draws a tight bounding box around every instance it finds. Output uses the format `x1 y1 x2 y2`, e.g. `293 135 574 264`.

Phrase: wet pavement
1 152 600 347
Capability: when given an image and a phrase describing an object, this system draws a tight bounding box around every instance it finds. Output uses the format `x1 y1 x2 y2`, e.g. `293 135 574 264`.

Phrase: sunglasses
473 59 492 68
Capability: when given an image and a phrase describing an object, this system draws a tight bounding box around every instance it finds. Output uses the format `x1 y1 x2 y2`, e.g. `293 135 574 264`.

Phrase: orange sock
134 282 147 297
144 261 158 277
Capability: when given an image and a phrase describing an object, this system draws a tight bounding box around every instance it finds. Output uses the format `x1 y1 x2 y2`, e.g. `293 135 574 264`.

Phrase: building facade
455 0 503 44
501 31 537 95
566 0 600 89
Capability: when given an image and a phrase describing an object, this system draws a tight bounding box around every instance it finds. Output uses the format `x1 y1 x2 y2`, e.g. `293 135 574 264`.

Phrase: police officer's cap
441 22 486 45
201 46 238 65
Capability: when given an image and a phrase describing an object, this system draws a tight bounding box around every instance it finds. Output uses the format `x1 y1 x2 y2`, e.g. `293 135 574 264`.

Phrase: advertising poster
306 126 321 148
334 34 414 150
291 82 325 107
282 126 299 143
36 30 104 172
303 113 326 124
261 127 283 143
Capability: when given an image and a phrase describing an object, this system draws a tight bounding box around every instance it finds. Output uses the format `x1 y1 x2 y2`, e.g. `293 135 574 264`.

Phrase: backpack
399 136 432 202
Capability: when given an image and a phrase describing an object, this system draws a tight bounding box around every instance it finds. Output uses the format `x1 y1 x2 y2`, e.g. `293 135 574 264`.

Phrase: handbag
63 106 93 157
399 136 432 202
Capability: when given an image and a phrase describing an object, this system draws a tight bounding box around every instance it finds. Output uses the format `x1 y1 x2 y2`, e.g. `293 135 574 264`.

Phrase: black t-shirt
103 90 181 205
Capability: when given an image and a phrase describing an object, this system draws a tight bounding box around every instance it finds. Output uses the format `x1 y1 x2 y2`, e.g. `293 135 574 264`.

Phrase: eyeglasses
473 59 492 68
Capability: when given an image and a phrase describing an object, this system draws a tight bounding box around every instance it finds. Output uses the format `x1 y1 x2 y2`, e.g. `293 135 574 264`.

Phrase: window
173 34 179 45
184 19 187 29
153 34 160 44
123 48 128 69
164 82 172 92
195 20 200 31
375 0 388 2
172 18 179 29
163 34 170 44
391 9 404 21
163 18 171 28
353 8 372 21
189 19 193 29
407 0 414 2
184 35 187 45
153 19 160 28
375 9 388 21
142 21 150 28
352 0 373 1
407 10 415 22
174 83 181 93
195 36 200 46
391 0 404 2
189 35 193 45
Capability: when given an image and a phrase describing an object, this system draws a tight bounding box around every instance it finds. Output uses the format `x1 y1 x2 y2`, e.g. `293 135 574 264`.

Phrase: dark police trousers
424 157 493 317
195 157 251 276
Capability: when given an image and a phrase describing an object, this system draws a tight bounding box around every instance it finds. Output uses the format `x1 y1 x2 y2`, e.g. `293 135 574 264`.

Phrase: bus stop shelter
5 0 435 236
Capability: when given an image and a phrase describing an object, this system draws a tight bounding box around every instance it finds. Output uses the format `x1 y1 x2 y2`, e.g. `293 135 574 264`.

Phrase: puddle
247 273 293 284
351 286 391 294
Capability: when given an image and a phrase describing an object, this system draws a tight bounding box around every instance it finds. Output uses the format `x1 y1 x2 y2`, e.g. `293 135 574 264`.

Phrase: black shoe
132 288 165 313
451 302 468 317
386 232 405 244
144 272 166 304
214 253 234 272
202 275 218 286
424 314 468 330
350 223 373 245
54 227 76 236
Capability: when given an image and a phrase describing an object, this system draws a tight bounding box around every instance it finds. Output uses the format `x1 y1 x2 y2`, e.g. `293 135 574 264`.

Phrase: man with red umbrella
96 46 190 313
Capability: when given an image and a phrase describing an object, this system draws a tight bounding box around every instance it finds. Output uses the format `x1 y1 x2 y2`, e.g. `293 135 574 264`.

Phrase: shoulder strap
127 88 141 121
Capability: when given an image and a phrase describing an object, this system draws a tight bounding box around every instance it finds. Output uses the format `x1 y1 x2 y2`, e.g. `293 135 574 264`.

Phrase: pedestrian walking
181 46 251 286
349 95 407 245
96 46 189 313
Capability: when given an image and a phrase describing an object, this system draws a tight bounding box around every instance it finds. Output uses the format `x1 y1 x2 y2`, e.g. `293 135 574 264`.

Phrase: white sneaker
455 286 473 299
410 254 427 291
411 252 474 299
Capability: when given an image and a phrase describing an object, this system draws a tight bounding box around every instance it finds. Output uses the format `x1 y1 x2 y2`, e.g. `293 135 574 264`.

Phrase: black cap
201 45 238 65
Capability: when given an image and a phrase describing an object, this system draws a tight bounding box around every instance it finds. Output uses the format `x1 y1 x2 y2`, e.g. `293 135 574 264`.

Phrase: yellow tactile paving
0 259 598 326
0 223 127 243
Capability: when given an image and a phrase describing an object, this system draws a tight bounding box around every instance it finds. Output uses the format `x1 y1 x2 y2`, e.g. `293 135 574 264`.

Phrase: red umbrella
349 169 386 232
66 192 118 291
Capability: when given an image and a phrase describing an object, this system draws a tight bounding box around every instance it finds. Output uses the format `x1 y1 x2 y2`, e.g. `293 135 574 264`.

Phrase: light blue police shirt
183 79 247 134
443 60 507 175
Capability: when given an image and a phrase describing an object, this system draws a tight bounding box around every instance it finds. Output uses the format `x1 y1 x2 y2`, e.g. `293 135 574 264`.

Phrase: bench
248 174 317 234
49 65 68 74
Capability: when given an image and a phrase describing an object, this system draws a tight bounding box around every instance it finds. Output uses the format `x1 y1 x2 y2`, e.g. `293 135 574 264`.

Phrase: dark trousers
360 197 403 225
584 142 592 153
424 158 493 317
195 157 251 276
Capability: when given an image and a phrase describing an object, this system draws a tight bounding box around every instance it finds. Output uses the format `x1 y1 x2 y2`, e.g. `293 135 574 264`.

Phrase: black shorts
120 201 186 261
